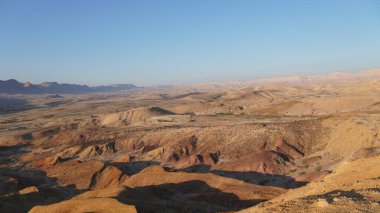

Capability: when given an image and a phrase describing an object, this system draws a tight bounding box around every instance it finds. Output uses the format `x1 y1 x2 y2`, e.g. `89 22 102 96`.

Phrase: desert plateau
0 69 379 213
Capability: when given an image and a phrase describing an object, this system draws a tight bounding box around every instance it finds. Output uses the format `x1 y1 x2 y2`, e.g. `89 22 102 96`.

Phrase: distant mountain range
0 79 138 94
174 68 380 91
2 68 380 94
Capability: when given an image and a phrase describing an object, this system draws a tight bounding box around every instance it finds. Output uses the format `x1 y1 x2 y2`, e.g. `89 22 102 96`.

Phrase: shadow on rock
111 160 160 176
180 164 307 189
117 180 266 213
0 144 84 213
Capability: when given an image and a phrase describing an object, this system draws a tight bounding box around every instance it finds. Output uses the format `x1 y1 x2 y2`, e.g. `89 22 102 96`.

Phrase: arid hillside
0 74 379 212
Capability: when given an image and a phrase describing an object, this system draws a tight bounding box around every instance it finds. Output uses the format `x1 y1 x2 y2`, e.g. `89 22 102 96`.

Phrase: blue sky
1 0 379 86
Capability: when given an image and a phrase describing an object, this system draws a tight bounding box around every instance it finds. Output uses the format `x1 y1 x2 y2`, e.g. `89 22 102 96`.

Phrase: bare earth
0 71 380 212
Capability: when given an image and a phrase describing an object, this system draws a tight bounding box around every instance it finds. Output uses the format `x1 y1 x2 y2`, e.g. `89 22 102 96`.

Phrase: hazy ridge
0 79 138 94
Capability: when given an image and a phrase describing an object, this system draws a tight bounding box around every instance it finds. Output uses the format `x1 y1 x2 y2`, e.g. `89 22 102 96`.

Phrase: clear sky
1 0 380 86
